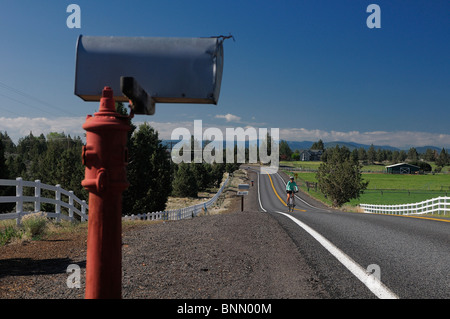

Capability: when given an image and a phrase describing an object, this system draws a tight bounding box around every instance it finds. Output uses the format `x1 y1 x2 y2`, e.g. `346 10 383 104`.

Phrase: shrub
0 225 22 245
21 212 48 240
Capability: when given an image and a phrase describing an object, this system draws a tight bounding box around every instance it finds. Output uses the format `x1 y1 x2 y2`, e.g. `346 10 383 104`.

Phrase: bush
21 212 48 240
0 225 22 245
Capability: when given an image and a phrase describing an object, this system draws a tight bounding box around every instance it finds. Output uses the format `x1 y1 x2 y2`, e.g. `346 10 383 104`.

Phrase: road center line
265 173 306 212
275 173 321 210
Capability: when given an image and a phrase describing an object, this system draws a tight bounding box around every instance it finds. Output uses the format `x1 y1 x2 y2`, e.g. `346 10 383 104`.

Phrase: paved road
248 167 450 299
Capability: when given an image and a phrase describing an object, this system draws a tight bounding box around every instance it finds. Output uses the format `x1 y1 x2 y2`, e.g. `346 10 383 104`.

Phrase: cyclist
286 176 298 205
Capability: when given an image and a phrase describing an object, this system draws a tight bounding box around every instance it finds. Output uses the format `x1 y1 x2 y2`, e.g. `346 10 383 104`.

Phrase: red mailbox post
82 87 130 299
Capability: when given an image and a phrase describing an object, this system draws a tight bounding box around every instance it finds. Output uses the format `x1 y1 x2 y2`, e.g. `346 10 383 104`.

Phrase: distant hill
162 140 447 153
284 141 400 152
415 146 445 153
282 141 315 151
285 141 447 153
323 141 400 152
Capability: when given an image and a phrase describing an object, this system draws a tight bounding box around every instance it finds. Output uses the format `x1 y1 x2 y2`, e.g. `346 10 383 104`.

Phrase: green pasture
358 173 450 191
281 161 389 172
281 161 450 173
283 170 450 207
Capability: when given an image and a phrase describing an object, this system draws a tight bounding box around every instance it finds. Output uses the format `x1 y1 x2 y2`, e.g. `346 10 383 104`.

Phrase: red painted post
82 87 130 299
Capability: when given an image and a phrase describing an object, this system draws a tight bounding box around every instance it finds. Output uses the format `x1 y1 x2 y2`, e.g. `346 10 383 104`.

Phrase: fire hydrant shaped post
82 87 130 299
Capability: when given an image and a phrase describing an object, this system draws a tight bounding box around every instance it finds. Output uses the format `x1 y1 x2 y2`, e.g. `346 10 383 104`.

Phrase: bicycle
287 190 298 212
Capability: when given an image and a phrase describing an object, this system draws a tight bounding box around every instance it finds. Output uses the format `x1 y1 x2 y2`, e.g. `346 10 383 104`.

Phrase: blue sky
0 0 449 148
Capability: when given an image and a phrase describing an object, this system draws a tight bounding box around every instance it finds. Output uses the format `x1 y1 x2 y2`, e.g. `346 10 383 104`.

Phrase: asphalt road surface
248 167 450 299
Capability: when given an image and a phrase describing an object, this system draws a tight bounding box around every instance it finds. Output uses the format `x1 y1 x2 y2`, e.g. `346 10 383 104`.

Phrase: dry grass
204 169 248 216
165 170 247 217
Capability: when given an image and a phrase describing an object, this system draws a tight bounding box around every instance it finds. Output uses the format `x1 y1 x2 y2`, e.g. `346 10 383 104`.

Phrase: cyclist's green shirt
286 181 298 192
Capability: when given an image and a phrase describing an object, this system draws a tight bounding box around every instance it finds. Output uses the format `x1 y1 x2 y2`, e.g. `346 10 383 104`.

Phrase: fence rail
360 196 450 216
1 174 230 225
123 175 230 222
0 178 88 224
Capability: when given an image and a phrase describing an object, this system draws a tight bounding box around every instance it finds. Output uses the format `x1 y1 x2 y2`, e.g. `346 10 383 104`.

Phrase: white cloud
0 116 86 143
279 128 450 148
1 116 449 149
215 113 241 122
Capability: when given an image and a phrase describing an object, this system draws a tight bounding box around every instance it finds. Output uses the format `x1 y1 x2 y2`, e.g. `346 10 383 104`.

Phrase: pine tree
316 146 368 207
436 148 449 168
0 131 16 154
407 147 418 162
311 139 324 151
279 140 292 161
191 162 213 191
211 163 225 187
357 147 367 163
367 144 376 164
171 162 198 198
0 139 14 213
122 123 172 215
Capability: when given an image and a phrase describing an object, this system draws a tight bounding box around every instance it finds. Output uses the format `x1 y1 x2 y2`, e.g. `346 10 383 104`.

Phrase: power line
0 80 77 116
0 99 24 117
0 92 55 116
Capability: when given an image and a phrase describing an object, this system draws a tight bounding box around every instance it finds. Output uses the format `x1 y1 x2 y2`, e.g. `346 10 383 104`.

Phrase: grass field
281 161 450 173
283 169 450 207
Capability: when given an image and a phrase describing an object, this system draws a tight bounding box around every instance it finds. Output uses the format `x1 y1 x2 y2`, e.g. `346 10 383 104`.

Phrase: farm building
299 149 323 161
385 163 420 174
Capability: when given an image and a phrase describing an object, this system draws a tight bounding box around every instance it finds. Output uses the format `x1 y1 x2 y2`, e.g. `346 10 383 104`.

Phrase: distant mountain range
162 139 447 153
285 141 449 153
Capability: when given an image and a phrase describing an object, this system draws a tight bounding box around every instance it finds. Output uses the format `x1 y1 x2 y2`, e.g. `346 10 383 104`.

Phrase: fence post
34 180 41 213
55 184 61 222
16 177 23 225
69 191 74 220
81 200 87 221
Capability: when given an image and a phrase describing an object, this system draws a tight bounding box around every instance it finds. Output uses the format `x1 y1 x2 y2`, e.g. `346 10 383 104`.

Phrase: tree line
0 128 239 215
0 131 87 214
0 104 240 215
279 139 450 171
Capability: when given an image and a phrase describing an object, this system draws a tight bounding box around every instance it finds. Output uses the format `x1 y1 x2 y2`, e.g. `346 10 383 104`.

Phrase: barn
385 163 420 174
299 149 323 161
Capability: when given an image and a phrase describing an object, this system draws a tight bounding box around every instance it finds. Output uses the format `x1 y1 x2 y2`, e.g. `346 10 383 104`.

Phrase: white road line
255 169 398 299
257 170 267 212
276 212 399 299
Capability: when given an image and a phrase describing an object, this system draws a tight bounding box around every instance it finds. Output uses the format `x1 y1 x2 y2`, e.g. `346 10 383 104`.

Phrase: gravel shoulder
0 170 329 299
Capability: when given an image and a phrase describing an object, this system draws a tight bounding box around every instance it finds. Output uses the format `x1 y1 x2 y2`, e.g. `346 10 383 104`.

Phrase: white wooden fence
1 174 230 225
123 175 230 222
0 178 88 225
360 196 450 216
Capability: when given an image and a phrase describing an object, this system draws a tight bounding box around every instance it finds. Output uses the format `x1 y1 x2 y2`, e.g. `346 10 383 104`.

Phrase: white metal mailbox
74 35 224 108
